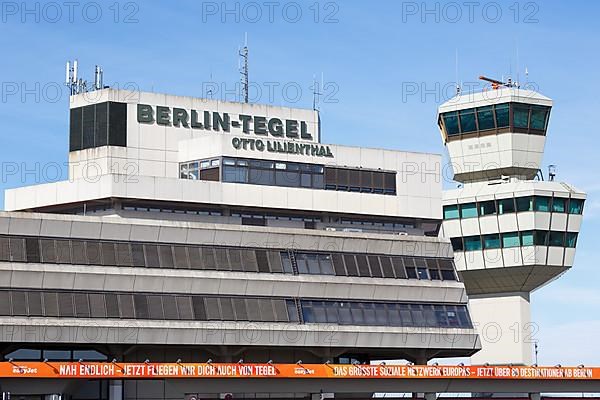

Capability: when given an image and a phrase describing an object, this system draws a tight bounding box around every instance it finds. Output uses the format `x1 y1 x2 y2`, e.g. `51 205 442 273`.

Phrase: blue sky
1 0 599 365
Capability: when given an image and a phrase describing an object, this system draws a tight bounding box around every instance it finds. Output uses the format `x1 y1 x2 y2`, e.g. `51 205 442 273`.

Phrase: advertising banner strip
1 363 599 380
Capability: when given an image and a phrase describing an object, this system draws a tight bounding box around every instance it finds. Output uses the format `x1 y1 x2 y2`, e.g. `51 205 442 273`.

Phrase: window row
180 156 397 195
440 102 550 137
0 236 288 273
4 348 107 362
443 196 584 220
283 251 457 281
0 291 294 323
324 167 396 195
300 301 472 328
0 290 471 329
0 235 457 281
451 230 579 252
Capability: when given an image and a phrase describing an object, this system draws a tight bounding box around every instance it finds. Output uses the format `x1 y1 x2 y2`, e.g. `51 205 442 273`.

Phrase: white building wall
469 294 533 366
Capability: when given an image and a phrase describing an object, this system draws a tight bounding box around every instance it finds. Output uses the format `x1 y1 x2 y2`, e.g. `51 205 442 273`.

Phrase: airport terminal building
0 90 481 398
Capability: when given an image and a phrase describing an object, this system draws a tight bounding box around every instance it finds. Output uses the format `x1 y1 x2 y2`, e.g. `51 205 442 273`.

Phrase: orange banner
1 363 600 380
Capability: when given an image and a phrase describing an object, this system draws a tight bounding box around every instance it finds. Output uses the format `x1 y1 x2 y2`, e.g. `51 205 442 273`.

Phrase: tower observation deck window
513 104 530 128
444 196 583 220
477 106 495 130
459 109 477 133
482 234 501 249
516 197 534 212
498 198 515 214
451 230 579 251
569 199 584 214
502 232 521 248
443 112 460 136
439 102 549 140
495 103 510 128
443 205 460 219
552 197 567 213
464 236 482 251
521 231 534 246
534 196 551 212
459 203 477 218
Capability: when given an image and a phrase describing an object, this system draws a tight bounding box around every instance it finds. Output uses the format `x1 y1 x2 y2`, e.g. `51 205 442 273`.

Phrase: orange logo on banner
0 363 599 380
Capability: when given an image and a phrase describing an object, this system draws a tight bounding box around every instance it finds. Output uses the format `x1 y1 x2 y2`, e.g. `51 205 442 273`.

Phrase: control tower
437 77 586 365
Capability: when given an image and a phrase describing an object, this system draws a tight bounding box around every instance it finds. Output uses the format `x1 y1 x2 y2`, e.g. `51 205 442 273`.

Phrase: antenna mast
312 73 324 110
239 33 249 103
66 60 107 95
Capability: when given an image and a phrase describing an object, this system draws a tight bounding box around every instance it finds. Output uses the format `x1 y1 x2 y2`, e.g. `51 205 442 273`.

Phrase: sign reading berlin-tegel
137 104 314 141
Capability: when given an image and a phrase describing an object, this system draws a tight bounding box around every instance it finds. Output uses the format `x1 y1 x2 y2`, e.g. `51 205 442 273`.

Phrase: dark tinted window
69 107 83 151
108 102 127 147
94 102 108 147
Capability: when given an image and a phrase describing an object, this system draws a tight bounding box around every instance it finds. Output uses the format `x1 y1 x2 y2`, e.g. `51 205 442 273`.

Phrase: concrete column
529 393 541 400
424 393 436 400
469 292 533 365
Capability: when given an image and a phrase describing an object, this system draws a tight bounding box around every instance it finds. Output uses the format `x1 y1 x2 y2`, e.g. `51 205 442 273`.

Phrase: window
450 237 464 251
404 258 417 279
176 296 194 320
513 104 530 129
548 231 565 247
502 232 520 248
233 298 248 320
495 104 510 127
101 243 116 266
460 203 478 218
479 200 496 216
440 269 456 281
482 234 501 249
566 232 578 248
443 205 459 219
10 238 25 262
25 238 40 263
44 292 59 317
443 112 460 135
89 293 107 318
356 255 371 277
534 196 551 212
204 298 220 320
521 231 534 246
530 106 548 130
477 106 495 130
223 166 247 183
105 294 119 318
464 236 482 251
344 254 359 276
497 198 515 214
368 256 383 278
534 231 548 246
459 108 476 133
569 199 584 214
391 257 407 279
552 197 566 213
516 197 533 212
27 292 42 316
318 254 335 275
